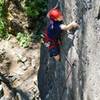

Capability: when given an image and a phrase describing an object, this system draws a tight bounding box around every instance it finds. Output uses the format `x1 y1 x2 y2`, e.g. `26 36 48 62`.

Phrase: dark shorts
49 47 60 57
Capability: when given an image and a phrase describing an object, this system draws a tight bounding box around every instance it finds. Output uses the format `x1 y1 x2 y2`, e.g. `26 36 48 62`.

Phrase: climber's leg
49 47 61 61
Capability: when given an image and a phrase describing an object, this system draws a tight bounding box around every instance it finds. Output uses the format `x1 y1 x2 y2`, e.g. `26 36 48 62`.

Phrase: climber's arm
60 21 79 31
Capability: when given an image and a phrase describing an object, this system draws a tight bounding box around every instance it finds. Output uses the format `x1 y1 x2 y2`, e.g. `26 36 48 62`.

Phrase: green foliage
0 0 8 38
17 32 31 48
32 32 43 42
25 0 47 17
32 21 46 42
0 0 4 4
0 0 47 43
0 18 7 38
23 0 47 42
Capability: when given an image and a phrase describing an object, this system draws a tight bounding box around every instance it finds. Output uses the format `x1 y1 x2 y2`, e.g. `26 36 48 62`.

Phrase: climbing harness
43 30 61 49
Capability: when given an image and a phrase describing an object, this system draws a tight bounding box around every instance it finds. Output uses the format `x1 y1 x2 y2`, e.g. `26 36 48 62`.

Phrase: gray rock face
38 0 100 100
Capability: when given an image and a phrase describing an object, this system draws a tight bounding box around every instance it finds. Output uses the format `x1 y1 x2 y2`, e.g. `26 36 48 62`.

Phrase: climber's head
47 8 63 21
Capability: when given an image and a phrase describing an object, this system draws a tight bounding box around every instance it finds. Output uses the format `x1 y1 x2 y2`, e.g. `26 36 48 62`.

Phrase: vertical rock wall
39 0 100 100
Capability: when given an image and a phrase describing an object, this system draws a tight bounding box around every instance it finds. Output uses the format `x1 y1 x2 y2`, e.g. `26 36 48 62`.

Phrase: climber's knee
49 47 61 61
54 54 61 61
49 47 60 57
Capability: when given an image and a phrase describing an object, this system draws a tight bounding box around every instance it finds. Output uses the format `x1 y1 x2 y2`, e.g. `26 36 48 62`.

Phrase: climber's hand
67 21 80 32
60 21 80 31
71 21 80 29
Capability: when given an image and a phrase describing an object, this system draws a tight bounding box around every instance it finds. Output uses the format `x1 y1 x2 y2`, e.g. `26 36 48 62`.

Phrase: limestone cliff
38 0 100 100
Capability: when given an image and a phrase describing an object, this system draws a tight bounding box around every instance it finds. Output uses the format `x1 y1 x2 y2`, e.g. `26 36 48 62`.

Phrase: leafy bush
17 32 31 48
0 0 8 38
0 0 47 42
25 0 47 17
24 0 47 42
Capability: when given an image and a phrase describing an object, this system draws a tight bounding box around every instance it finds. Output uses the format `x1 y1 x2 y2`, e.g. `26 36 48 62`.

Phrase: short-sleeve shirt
47 21 63 39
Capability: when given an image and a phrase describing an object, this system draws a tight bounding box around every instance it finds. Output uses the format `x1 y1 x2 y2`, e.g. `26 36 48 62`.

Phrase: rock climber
43 8 79 61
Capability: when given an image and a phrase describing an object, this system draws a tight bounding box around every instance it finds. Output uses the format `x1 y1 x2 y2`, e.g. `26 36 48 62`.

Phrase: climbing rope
60 47 73 100
59 25 81 99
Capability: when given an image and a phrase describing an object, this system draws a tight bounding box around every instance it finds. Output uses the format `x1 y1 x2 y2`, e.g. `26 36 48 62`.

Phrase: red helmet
47 8 63 21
